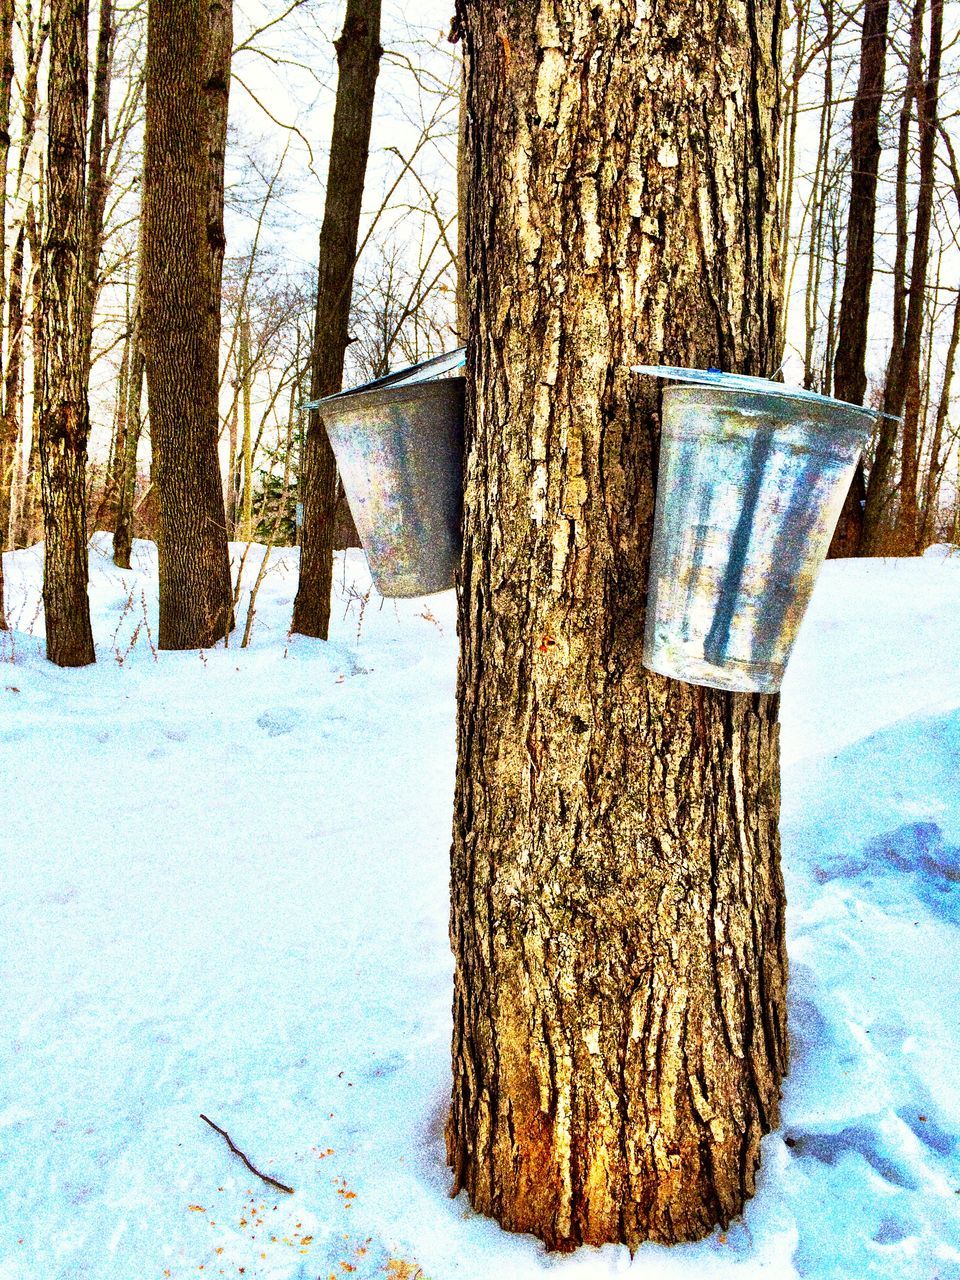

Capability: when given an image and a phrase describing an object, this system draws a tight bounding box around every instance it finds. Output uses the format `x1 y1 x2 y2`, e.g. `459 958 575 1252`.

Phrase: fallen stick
200 1114 295 1195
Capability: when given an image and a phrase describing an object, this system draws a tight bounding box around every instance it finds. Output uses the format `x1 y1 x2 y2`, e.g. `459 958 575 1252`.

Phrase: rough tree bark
828 0 888 558
448 1 788 1250
39 0 96 666
142 0 233 647
291 0 381 640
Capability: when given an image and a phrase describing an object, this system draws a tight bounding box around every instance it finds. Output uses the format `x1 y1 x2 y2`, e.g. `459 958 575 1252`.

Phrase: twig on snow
200 1114 295 1194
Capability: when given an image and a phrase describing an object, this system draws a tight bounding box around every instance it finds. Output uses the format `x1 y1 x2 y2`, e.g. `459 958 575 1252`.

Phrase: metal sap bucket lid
311 349 466 599
634 365 879 693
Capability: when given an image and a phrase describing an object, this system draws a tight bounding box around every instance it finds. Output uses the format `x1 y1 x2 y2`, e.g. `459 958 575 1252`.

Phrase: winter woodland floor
1 536 960 1280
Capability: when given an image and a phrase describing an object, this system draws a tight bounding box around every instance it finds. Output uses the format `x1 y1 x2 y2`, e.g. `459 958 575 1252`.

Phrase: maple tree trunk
143 0 233 647
828 0 888 559
448 0 788 1251
39 0 96 666
291 0 381 640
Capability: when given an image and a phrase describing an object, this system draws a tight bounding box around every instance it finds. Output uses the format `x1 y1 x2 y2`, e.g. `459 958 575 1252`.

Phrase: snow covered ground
1 535 959 1280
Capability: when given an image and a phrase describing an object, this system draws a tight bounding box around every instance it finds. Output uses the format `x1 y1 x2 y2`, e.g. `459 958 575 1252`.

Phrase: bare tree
39 0 96 665
894 0 943 551
828 0 889 557
112 248 144 568
863 0 926 552
79 0 115 378
0 0 14 626
142 0 233 647
291 0 382 640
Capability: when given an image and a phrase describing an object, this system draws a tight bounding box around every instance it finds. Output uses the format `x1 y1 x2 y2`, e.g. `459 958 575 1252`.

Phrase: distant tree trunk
111 348 144 569
79 0 113 379
203 0 230 354
863 0 924 553
802 0 834 390
240 310 253 539
39 0 96 666
99 314 129 528
895 0 942 553
226 386 239 535
5 9 44 550
1 226 26 544
921 133 960 546
449 0 787 1251
291 0 382 639
918 300 960 549
455 52 468 342
0 0 13 627
142 0 233 646
113 247 144 568
17 200 43 549
778 0 810 358
828 0 888 558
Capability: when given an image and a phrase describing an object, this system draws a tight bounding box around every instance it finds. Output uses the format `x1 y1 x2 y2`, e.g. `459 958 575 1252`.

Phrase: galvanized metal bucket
310 349 466 598
634 366 878 693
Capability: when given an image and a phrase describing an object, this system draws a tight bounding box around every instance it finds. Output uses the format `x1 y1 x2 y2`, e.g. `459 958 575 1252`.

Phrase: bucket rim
317 372 465 420
301 347 466 412
631 364 899 423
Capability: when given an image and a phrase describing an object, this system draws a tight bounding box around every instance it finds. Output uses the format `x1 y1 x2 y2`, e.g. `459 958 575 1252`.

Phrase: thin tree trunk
449 0 787 1250
99 319 129 529
112 306 144 569
895 0 942 553
828 0 888 558
919 288 959 546
40 0 95 666
240 310 253 539
863 0 924 553
802 0 834 390
455 51 468 343
79 0 113 379
291 0 382 639
142 0 233 646
2 226 26 546
778 0 809 358
5 3 45 552
922 130 960 547
17 200 43 549
203 0 230 356
226 384 239 535
820 186 841 395
0 0 13 626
